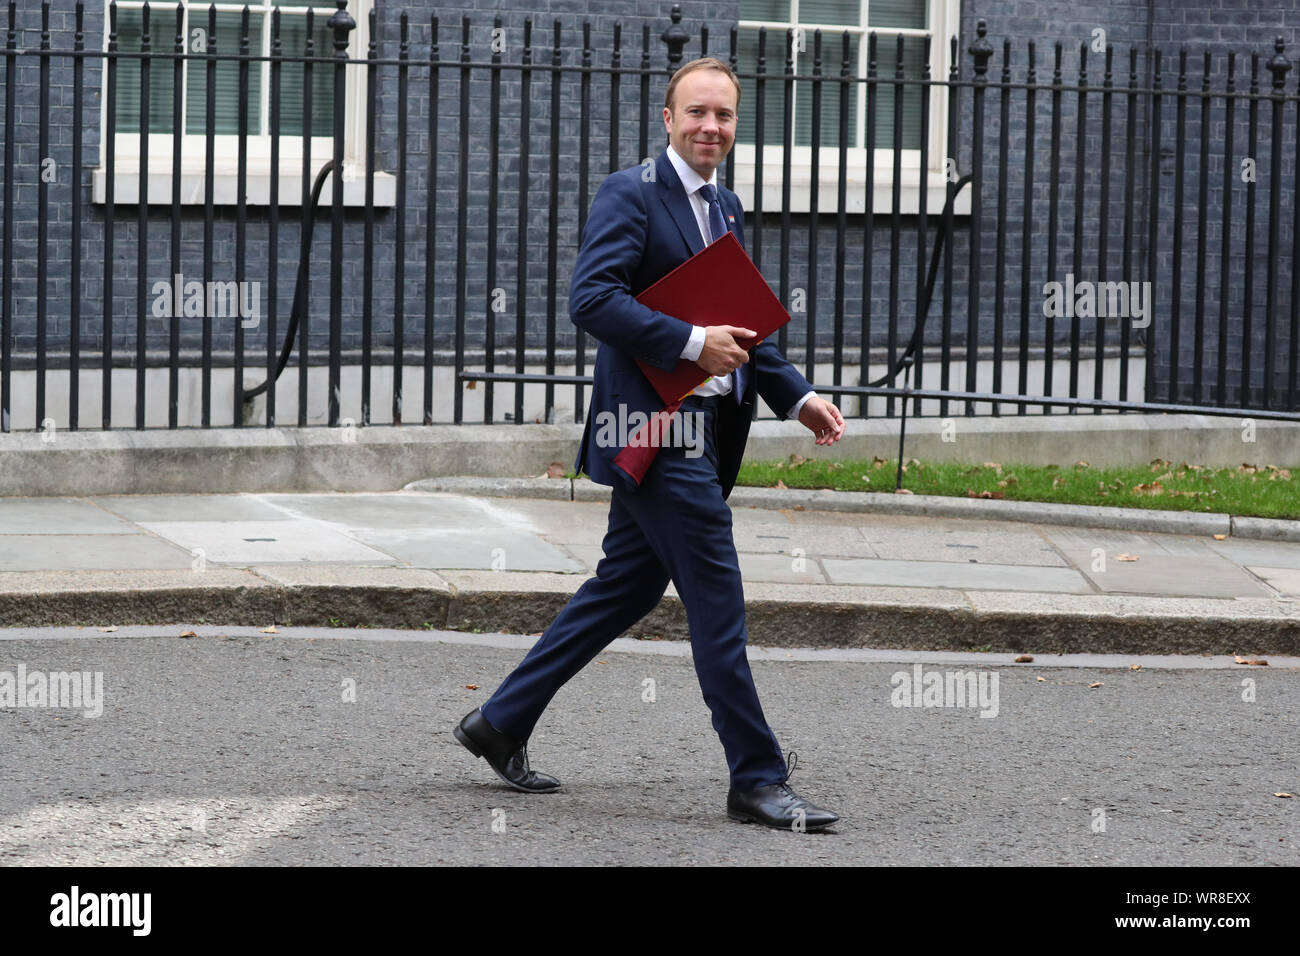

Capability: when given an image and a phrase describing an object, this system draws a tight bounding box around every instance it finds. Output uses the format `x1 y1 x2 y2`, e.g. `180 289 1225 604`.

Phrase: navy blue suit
480 149 814 790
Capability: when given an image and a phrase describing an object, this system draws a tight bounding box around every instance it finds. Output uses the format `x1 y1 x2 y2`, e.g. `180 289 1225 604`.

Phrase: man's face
663 69 738 180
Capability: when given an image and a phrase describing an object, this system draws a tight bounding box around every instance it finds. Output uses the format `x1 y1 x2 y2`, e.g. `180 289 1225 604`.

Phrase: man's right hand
696 325 757 377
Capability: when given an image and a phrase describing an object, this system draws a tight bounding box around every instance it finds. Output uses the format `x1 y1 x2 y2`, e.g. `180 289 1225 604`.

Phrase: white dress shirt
665 144 816 420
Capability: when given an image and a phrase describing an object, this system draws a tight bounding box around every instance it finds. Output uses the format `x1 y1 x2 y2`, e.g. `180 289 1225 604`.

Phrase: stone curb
1 571 1296 655
405 475 1300 541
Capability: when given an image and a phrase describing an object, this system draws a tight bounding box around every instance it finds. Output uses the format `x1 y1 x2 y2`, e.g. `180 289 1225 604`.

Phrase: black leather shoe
727 752 838 832
454 708 561 794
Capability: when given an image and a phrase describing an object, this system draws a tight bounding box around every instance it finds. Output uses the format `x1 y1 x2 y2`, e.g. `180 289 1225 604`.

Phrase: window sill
90 164 397 207
731 165 969 218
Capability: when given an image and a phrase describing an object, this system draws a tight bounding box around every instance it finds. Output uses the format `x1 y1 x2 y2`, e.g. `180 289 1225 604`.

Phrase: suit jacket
570 149 812 498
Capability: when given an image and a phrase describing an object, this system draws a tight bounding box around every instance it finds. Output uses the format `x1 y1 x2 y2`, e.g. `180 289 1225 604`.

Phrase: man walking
455 56 846 831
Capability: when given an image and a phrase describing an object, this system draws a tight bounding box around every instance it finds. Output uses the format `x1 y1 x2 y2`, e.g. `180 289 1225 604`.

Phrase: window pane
794 31 860 148
112 8 178 134
272 12 335 136
865 33 926 149
868 0 927 30
799 0 860 27
736 28 796 148
185 11 264 134
739 0 792 21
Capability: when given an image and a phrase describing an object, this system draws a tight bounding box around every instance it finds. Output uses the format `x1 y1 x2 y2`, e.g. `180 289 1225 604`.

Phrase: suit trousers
480 393 789 791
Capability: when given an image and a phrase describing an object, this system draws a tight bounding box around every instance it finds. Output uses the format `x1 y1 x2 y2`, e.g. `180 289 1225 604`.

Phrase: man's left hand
798 397 845 446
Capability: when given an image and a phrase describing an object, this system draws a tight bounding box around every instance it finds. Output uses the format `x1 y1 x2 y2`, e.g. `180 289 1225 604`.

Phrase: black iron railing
2 3 1300 432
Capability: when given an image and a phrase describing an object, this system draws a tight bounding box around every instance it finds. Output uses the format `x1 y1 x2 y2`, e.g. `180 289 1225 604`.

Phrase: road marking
0 795 346 866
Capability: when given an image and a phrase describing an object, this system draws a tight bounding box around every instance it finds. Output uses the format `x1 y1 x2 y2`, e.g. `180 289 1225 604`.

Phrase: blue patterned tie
698 182 744 403
698 183 728 243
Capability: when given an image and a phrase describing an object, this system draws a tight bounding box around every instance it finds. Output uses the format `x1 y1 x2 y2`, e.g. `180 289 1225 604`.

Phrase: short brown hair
664 57 742 112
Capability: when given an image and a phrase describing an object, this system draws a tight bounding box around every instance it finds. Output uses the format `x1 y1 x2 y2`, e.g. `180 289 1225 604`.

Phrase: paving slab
348 528 583 573
0 533 193 571
820 557 1092 593
1041 525 1270 598
90 494 290 522
260 492 508 532
1204 536 1300 570
1246 567 1300 598
736 552 829 584
856 525 1068 567
731 521 874 558
0 498 139 534
134 520 398 565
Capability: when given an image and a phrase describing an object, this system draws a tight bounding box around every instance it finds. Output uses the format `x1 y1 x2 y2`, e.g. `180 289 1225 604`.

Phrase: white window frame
734 0 967 216
93 0 394 206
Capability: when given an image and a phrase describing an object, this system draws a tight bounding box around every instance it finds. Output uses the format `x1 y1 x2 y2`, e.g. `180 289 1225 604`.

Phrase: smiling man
455 57 845 832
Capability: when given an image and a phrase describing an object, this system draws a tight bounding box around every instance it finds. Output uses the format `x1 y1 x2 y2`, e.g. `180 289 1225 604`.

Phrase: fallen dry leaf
1233 656 1269 666
1074 459 1089 468
1036 676 1046 682
1089 682 1103 688
1275 792 1294 799
261 625 279 634
966 490 1006 499
546 461 566 478
895 488 914 495
1213 534 1227 540
465 684 478 690
98 625 117 633
1116 553 1139 561
179 631 196 639
1130 664 1143 671
1014 655 1034 663
775 479 788 489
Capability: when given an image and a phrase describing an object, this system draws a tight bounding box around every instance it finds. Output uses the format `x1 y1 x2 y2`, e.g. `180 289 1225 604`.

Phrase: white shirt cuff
679 325 706 362
787 390 816 420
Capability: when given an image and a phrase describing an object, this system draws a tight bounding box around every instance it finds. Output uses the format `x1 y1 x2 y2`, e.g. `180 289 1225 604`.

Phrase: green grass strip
734 456 1300 520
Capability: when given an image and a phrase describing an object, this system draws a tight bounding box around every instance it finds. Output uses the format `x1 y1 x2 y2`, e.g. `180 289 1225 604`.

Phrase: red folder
634 231 792 403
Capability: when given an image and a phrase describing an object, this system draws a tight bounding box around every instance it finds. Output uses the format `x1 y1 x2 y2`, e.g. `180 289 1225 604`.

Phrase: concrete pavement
1 482 1298 655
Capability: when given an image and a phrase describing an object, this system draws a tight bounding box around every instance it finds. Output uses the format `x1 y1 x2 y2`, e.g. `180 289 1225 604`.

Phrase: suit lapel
657 151 705 258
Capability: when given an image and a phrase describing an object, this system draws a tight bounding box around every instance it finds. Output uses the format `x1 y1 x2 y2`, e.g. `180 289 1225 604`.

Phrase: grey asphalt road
0 627 1296 866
